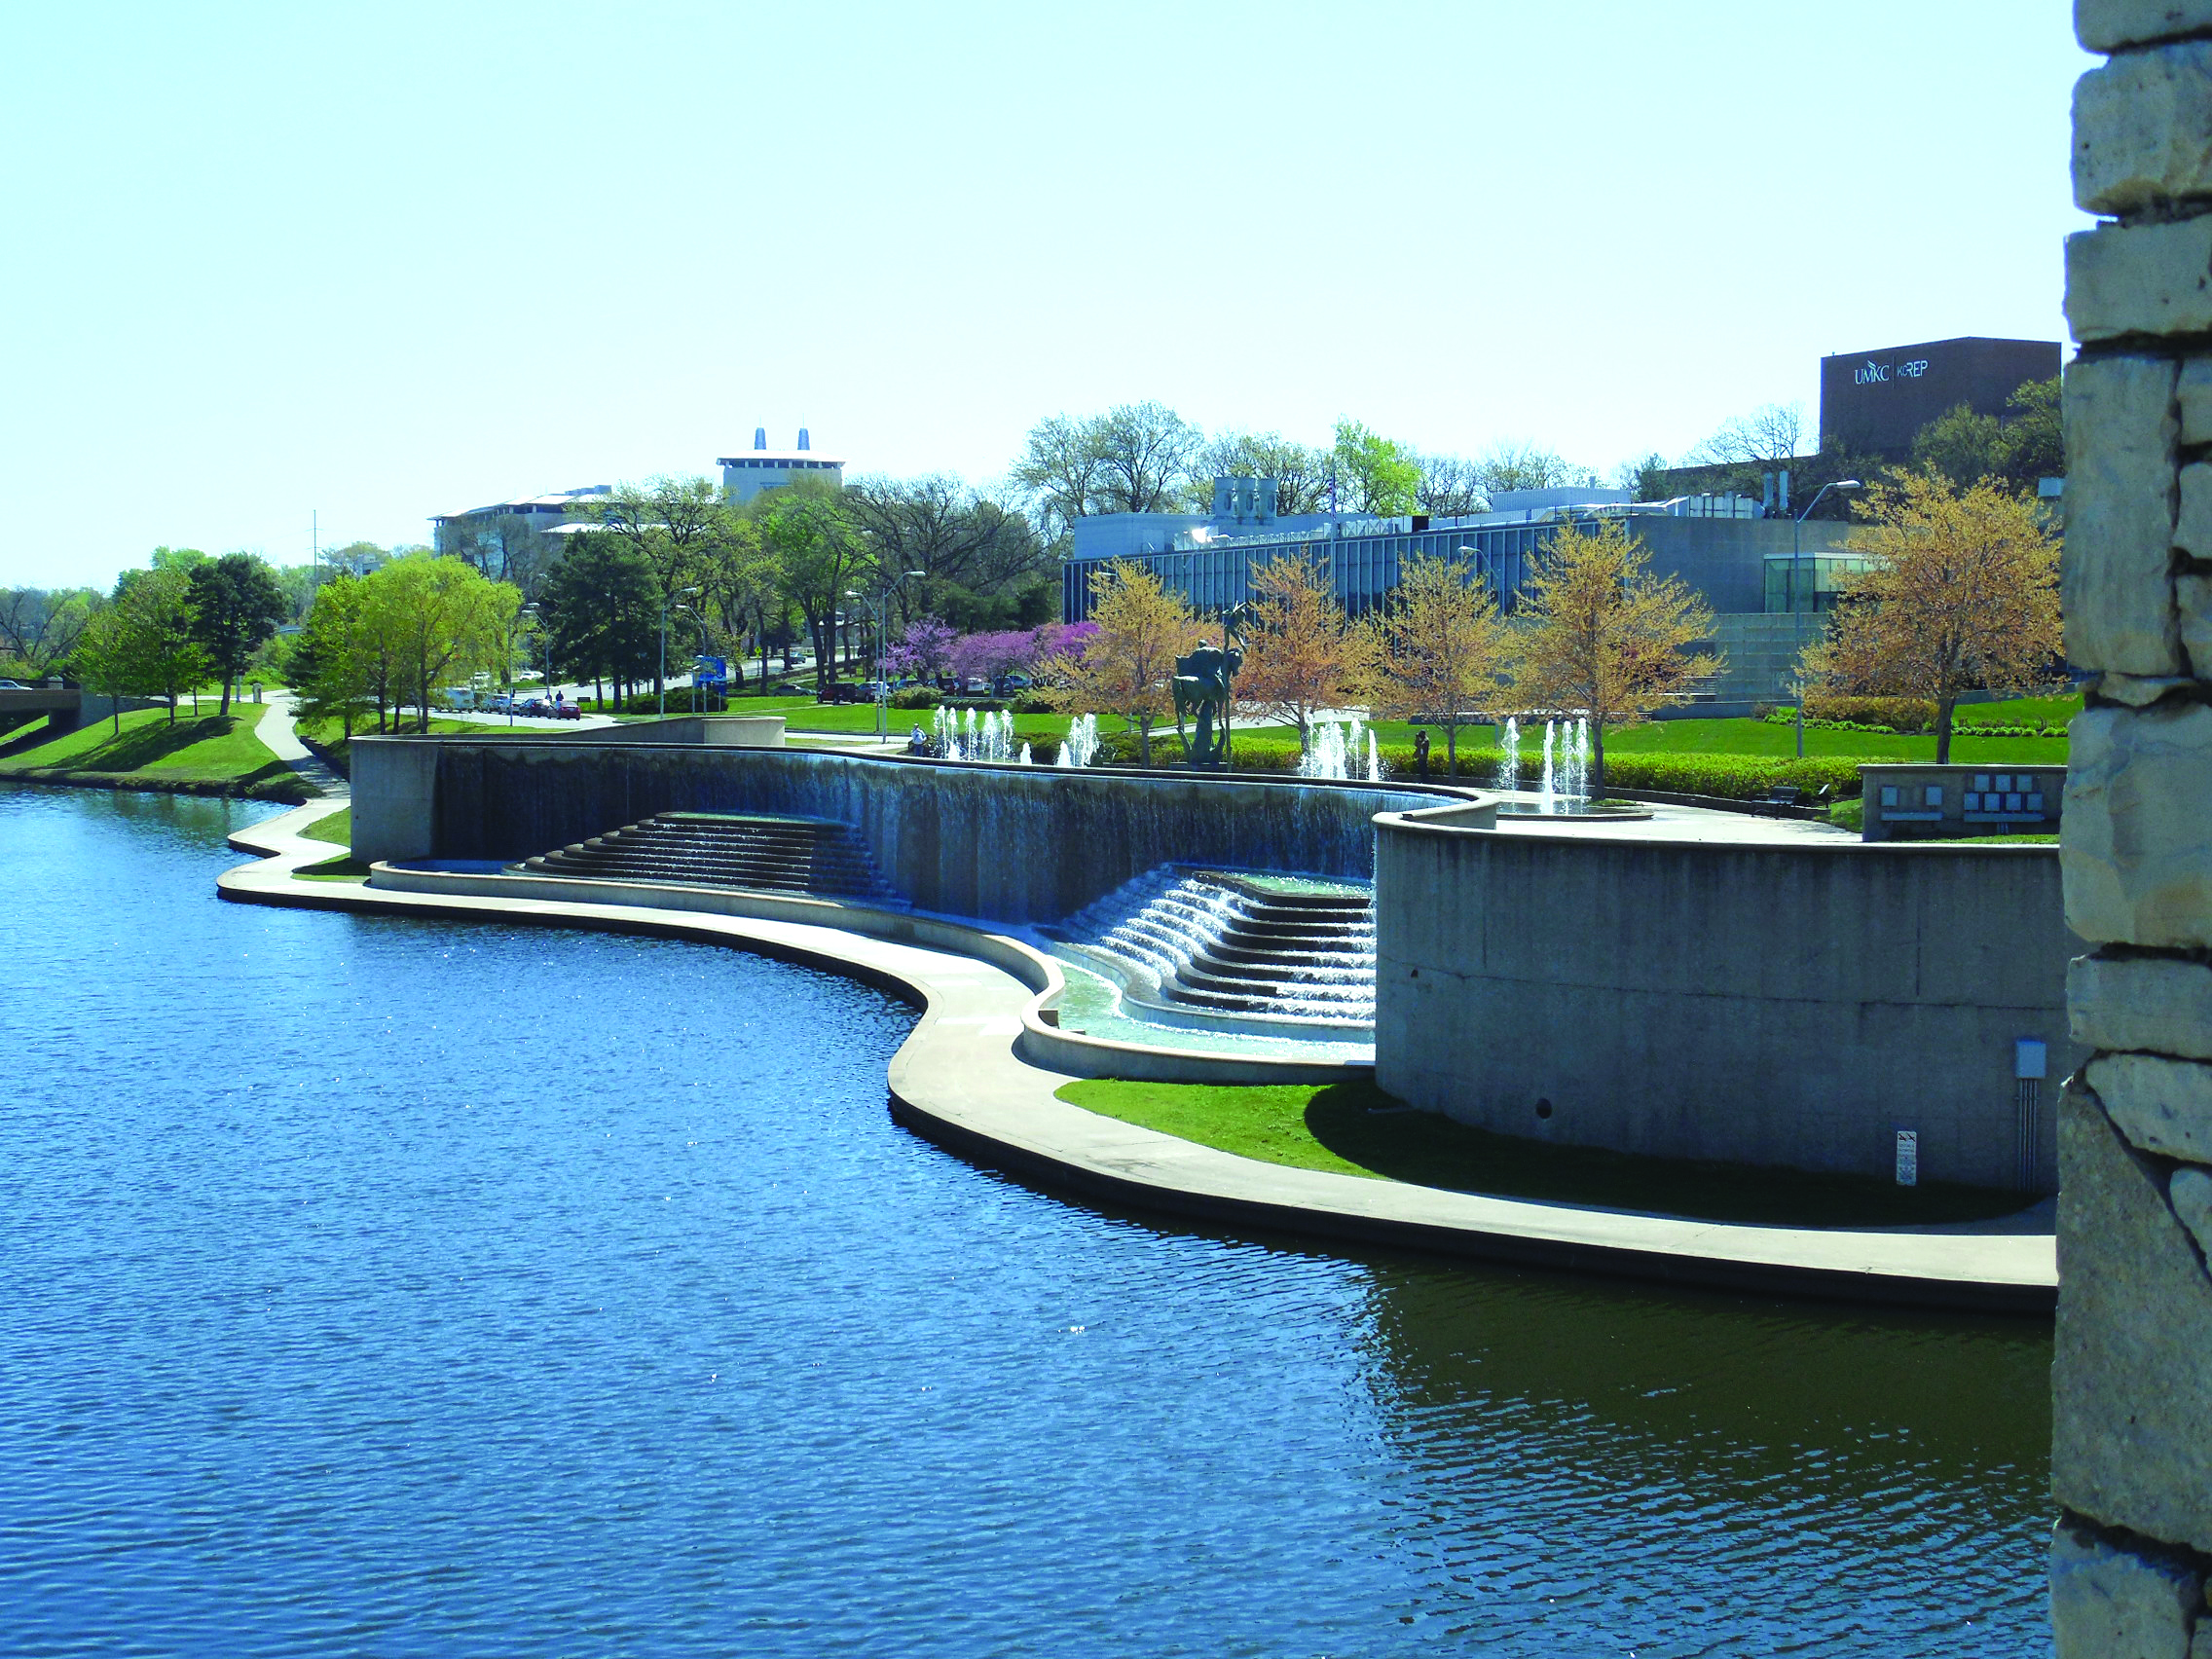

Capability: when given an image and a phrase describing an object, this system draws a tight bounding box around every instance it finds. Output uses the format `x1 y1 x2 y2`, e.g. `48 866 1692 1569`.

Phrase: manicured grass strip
0 705 302 798
293 851 371 882
1054 1078 2026 1228
303 806 350 846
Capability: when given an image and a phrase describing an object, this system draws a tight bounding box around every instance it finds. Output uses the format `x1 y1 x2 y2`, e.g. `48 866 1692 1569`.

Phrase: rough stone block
2086 1051 2212 1160
2097 673 2202 705
2050 1521 2203 1658
2063 355 2182 675
2179 464 2212 558
2070 219 2212 342
2179 571 2212 669
2064 703 2212 946
2172 1164 2212 1263
2053 1082 2212 1555
2183 358 2212 442
2073 952 2212 1058
2076 44 2212 214
2082 0 2212 51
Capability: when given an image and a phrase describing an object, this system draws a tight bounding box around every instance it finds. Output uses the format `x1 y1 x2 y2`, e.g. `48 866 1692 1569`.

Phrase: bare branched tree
1685 402 1807 467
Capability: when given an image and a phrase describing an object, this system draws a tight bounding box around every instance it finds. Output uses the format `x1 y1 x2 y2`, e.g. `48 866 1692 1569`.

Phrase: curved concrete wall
354 736 1483 926
1374 812 2076 1193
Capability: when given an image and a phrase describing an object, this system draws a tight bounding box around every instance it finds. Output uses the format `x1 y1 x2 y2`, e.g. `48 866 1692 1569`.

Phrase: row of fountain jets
925 704 1592 809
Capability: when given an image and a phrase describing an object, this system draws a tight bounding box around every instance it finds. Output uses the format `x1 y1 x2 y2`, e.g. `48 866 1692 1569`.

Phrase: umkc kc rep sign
1854 357 1932 385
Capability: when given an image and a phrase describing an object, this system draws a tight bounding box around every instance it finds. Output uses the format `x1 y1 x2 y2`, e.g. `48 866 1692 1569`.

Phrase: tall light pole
847 570 928 739
1791 480 1862 758
659 586 699 719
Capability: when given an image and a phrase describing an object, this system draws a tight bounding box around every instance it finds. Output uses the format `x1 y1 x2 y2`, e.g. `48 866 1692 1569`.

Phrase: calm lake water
0 785 2054 1656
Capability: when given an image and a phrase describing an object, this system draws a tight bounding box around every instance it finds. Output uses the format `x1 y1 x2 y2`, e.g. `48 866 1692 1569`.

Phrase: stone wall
2053 4 2212 1648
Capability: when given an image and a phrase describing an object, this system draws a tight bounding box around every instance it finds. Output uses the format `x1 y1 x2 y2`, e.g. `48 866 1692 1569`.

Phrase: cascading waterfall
1064 867 1377 1025
1494 716 1520 792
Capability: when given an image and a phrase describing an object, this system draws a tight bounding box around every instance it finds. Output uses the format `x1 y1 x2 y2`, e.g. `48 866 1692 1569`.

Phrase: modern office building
431 486 613 557
719 426 845 502
1060 481 1858 710
1819 336 2060 458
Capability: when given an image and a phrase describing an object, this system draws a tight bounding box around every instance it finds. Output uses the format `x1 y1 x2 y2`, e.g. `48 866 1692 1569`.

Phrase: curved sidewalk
219 804 2056 1314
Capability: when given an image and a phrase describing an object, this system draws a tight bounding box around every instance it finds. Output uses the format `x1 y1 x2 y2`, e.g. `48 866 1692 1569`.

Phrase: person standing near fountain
1414 729 1429 781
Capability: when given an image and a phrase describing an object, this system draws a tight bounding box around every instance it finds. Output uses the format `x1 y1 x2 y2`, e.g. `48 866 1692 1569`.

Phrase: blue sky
1 1 2090 589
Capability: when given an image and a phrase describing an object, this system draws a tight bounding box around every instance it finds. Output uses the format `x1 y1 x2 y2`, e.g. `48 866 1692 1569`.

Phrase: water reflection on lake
0 786 2049 1656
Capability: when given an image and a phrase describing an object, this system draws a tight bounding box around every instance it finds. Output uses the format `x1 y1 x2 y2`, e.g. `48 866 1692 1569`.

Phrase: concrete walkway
256 695 350 798
216 807 2055 1313
1487 792 1858 844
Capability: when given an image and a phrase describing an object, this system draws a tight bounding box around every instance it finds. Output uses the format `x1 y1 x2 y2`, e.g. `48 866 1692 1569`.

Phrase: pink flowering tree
883 615 955 682
948 629 1037 682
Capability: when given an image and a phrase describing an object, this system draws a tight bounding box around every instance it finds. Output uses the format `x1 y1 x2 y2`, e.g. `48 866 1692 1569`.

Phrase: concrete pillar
2055 4 2212 1649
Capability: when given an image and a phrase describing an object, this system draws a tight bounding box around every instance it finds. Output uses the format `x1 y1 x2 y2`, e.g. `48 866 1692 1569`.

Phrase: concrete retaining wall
1374 812 2076 1192
352 734 1484 925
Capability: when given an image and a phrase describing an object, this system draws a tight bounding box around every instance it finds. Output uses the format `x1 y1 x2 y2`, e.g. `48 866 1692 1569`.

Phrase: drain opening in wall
1535 1098 1553 1120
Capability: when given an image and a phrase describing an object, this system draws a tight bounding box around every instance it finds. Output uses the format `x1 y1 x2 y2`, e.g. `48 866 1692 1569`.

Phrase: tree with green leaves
1910 377 2063 495
571 475 744 698
361 556 519 733
1514 519 1720 795
1332 420 1420 515
110 567 208 721
291 575 376 737
540 536 661 708
186 554 289 715
754 478 868 687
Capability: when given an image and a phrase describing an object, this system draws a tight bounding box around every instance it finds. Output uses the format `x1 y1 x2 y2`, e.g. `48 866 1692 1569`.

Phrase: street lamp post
1790 480 1862 758
847 571 928 740
659 587 700 719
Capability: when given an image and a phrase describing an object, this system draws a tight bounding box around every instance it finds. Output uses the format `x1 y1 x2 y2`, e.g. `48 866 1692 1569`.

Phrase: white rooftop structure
718 426 846 502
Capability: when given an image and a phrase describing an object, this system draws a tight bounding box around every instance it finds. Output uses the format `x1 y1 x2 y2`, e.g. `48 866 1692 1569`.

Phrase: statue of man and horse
1172 602 1257 770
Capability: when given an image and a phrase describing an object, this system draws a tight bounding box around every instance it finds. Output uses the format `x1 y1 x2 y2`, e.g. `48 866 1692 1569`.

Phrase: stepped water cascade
1055 714 1100 768
1055 866 1377 1029
1298 715 1378 781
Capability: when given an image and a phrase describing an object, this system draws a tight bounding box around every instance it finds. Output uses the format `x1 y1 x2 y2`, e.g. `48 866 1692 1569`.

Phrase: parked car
0 680 28 691
553 702 585 720
516 696 551 717
485 692 515 714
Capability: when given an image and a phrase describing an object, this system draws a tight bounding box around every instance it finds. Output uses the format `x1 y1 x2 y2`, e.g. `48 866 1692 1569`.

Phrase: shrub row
1603 752 1867 800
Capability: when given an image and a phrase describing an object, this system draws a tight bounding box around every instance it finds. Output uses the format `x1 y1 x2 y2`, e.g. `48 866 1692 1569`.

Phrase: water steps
512 812 897 903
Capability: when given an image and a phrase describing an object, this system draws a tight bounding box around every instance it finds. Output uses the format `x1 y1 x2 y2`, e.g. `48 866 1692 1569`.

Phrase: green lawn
294 716 482 775
303 806 350 846
1056 1078 2027 1228
0 704 303 798
294 850 372 882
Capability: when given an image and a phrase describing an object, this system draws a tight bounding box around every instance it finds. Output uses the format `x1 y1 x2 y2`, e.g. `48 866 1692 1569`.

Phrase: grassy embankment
291 804 377 881
1058 1078 2026 1228
0 704 305 800
291 716 483 778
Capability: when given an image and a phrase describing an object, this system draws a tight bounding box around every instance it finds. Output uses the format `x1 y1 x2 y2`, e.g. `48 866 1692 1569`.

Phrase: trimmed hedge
889 686 940 710
1603 752 1866 800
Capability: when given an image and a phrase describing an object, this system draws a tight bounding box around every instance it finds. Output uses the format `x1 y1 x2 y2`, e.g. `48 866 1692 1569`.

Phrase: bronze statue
1172 602 1256 769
